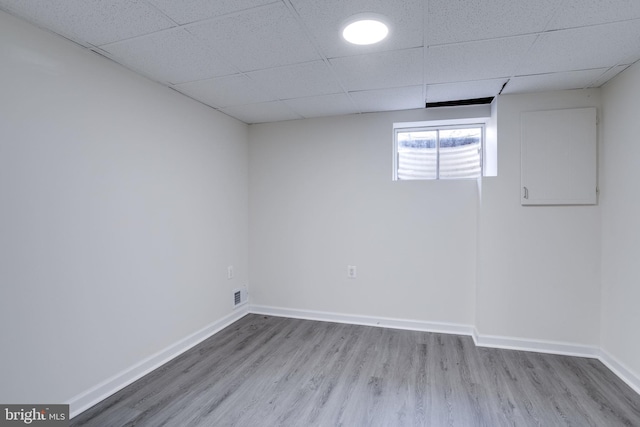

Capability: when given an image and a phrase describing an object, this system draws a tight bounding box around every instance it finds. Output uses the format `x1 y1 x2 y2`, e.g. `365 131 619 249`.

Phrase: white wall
249 91 604 348
249 107 489 325
600 61 640 379
476 90 602 346
0 11 248 405
4 3 639 411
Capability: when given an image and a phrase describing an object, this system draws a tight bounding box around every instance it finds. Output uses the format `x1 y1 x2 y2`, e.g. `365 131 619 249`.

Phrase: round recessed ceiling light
342 15 389 45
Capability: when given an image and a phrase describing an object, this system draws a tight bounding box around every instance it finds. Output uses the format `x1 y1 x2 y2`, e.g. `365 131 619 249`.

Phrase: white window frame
393 118 487 181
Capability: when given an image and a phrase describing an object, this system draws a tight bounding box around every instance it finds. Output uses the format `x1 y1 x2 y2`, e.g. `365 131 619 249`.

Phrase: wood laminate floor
71 314 640 426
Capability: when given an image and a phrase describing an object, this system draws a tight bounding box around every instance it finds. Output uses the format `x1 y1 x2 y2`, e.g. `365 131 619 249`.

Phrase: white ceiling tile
246 61 344 100
350 85 424 113
330 48 423 92
426 0 558 45
289 0 423 58
146 0 276 25
3 0 639 122
518 21 640 76
101 28 236 84
174 74 277 108
426 79 507 103
0 0 175 46
593 65 632 87
425 36 536 84
502 69 609 94
283 94 359 118
187 3 320 72
548 0 640 30
222 101 302 124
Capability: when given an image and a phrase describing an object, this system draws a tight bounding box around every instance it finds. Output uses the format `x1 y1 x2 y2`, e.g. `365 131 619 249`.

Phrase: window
393 123 484 180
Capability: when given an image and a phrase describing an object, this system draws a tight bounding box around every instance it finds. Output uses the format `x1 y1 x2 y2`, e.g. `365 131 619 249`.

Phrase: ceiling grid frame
1 0 639 123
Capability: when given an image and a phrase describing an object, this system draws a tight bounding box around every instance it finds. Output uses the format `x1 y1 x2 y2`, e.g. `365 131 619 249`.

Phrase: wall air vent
233 287 248 308
425 97 494 109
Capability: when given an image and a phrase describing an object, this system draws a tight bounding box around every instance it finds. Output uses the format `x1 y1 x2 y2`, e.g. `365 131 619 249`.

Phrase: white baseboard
473 329 600 359
66 306 249 419
250 305 601 358
254 307 640 397
599 349 640 396
67 304 640 420
249 304 475 336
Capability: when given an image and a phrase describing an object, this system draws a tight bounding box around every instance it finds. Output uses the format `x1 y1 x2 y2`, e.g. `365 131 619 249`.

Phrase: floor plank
71 314 640 427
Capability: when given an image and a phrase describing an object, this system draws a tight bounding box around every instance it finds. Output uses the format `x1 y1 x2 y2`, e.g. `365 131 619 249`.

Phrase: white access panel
521 107 597 205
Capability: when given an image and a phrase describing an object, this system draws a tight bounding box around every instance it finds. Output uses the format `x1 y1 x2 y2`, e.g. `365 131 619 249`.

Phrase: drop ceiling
1 0 639 124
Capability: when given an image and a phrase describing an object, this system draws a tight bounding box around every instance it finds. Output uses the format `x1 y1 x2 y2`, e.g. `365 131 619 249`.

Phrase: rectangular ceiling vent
233 287 248 309
425 97 494 109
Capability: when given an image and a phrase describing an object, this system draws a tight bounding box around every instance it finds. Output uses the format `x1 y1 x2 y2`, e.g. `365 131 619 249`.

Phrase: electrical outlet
347 265 357 279
227 265 234 280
